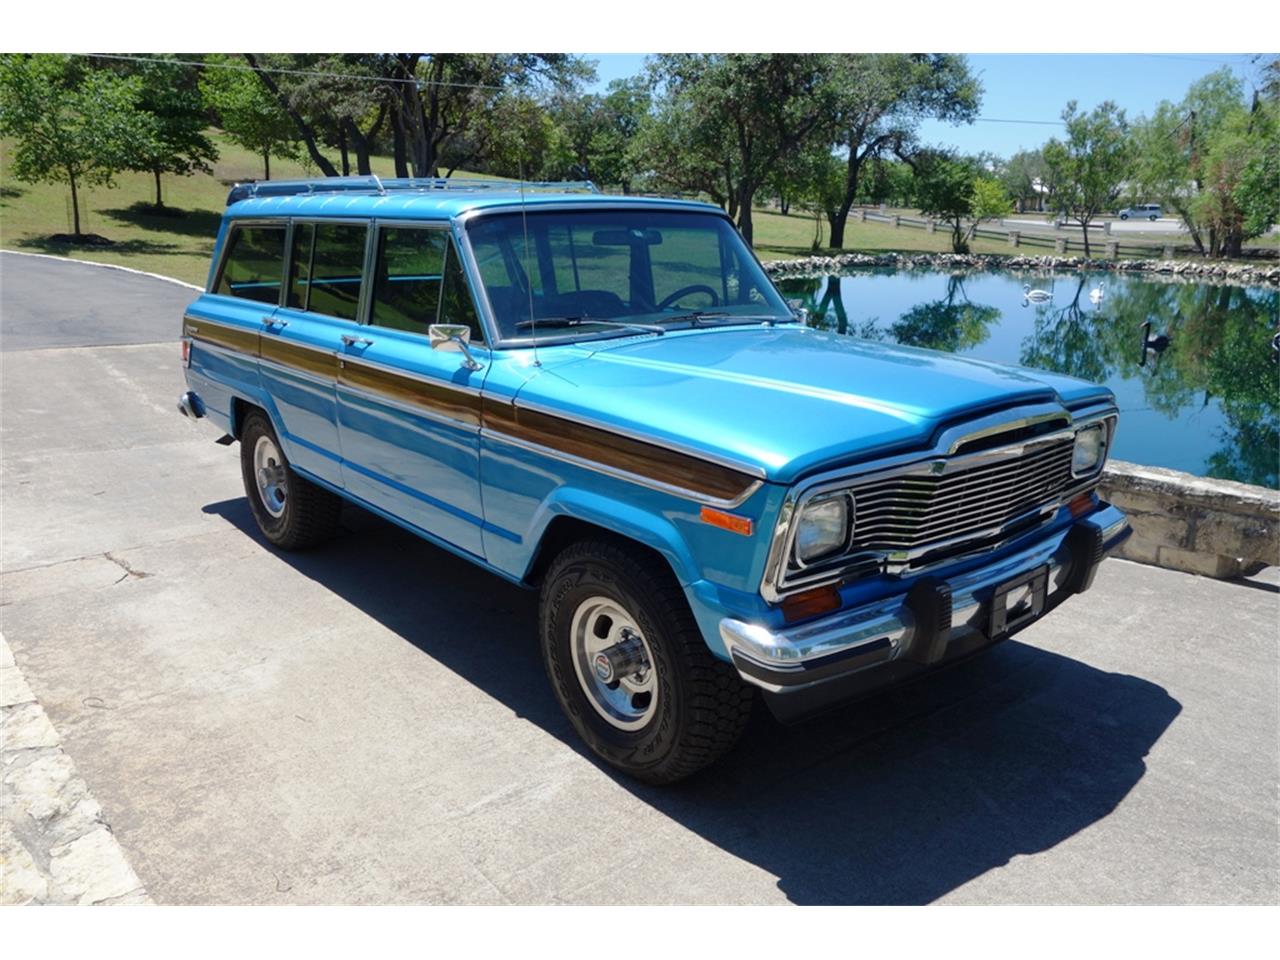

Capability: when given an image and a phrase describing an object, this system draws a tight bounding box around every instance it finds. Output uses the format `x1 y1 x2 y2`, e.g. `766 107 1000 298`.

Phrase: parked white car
1118 204 1162 221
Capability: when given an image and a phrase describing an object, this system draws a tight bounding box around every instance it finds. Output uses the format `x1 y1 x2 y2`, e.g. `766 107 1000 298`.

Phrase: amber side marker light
781 584 842 623
699 506 753 536
1068 492 1095 518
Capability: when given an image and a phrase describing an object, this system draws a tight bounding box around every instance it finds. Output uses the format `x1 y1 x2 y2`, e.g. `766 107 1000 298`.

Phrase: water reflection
777 270 1279 487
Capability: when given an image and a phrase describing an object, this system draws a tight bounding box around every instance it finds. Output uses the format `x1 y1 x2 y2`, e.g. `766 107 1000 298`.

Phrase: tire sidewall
239 412 295 544
541 553 688 777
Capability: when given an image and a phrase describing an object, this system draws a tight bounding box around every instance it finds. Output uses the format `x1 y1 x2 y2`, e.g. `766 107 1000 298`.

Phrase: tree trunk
153 167 164 208
829 150 866 251
243 54 339 178
1080 220 1092 259
390 109 409 178
68 167 81 236
779 193 790 216
338 126 350 177
263 149 270 181
735 180 756 245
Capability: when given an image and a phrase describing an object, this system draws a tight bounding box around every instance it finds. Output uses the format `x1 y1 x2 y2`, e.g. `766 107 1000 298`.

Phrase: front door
335 223 489 557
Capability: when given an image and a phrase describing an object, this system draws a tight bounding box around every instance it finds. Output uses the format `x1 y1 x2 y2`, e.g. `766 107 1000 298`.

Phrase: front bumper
719 504 1130 721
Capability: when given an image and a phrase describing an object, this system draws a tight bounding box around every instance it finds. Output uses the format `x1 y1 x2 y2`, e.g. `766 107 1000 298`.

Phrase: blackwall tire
238 409 341 550
539 539 753 784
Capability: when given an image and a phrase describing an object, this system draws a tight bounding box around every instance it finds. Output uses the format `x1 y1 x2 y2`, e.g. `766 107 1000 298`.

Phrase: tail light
181 339 191 367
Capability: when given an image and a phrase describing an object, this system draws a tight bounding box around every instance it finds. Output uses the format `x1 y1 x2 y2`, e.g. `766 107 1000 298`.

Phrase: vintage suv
178 177 1131 783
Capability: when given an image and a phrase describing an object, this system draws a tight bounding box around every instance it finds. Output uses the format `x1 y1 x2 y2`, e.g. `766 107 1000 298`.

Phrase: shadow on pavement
205 497 1182 905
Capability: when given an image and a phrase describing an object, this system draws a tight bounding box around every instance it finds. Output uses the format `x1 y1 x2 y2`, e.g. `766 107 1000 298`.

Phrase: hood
516 326 1111 484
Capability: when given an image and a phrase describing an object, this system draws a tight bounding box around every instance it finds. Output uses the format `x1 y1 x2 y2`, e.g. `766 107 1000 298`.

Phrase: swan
1139 320 1172 367
1089 280 1106 303
1022 283 1052 303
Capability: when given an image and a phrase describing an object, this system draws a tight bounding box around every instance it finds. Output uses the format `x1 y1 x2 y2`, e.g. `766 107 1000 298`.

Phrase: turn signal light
781 585 842 623
700 506 753 536
1068 492 1095 518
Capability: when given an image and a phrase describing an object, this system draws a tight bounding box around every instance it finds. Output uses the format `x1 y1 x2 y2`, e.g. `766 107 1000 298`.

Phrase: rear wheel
238 409 341 550
539 539 754 784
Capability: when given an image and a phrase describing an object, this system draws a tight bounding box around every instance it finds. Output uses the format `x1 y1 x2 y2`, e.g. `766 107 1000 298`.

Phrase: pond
774 269 1280 488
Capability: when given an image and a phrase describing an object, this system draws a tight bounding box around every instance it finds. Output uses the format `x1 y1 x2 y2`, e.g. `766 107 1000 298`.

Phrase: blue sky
584 53 1274 158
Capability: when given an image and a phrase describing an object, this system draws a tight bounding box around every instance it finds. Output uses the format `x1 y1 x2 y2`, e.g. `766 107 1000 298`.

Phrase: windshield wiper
664 311 791 327
513 315 665 335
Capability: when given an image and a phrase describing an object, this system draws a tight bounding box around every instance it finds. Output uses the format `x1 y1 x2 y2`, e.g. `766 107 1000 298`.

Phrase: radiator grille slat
787 435 1081 581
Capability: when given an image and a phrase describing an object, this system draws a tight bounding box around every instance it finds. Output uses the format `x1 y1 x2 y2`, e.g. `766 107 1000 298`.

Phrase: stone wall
762 252 1280 288
1099 461 1280 579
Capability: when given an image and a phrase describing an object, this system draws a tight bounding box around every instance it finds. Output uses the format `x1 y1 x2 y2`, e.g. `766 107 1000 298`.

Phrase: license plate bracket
989 564 1050 639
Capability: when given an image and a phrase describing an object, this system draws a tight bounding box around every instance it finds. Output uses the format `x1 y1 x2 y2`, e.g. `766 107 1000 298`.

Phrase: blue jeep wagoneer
179 177 1131 783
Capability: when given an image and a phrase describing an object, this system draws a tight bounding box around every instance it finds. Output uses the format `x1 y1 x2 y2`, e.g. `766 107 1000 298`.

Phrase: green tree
199 55 297 179
913 153 1010 253
824 54 981 248
640 54 835 243
1131 69 1249 255
1043 100 1131 258
113 56 218 207
1001 148 1054 212
0 54 149 236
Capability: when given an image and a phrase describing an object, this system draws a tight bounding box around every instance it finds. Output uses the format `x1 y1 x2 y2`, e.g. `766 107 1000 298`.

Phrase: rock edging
761 252 1280 288
1 634 152 906
1099 461 1280 579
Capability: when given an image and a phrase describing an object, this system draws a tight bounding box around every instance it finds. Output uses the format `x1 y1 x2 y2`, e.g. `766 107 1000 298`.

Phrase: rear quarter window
214 225 287 304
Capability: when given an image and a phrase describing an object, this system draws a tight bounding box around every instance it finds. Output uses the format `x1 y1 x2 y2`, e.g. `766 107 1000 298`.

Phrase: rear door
258 220 370 487
334 222 489 557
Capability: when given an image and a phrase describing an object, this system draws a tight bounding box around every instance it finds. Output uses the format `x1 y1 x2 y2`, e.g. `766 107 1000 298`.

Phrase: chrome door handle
341 334 374 347
261 316 288 329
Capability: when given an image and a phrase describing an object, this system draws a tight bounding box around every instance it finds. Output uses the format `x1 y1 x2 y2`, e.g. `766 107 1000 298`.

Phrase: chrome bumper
720 504 1130 695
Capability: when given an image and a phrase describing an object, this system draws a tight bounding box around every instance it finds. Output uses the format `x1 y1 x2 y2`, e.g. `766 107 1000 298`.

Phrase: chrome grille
848 436 1076 552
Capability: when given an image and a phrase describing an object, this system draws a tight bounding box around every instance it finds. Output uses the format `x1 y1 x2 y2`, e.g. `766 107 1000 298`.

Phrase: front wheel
238 409 342 550
1119 213 1129 220
539 539 753 784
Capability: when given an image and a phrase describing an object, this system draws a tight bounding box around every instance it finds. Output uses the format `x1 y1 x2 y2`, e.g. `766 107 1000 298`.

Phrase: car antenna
519 158 540 368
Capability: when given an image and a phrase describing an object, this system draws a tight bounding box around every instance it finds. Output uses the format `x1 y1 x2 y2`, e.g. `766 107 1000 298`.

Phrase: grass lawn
2 133 1274 285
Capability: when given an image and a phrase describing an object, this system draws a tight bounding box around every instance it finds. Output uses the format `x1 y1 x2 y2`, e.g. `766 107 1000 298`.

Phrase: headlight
794 495 850 564
1072 422 1108 476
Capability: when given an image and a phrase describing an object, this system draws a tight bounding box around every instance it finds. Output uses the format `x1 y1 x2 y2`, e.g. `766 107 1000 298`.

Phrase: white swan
1023 283 1052 303
1089 280 1106 303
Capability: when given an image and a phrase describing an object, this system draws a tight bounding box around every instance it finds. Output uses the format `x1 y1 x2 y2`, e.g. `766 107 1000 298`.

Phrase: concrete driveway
1 251 1276 905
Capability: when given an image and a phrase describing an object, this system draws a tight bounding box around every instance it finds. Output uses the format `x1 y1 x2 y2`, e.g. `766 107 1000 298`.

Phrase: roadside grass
2 133 1275 284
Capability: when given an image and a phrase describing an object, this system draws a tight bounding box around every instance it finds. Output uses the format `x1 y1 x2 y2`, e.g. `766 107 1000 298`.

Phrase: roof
224 188 722 222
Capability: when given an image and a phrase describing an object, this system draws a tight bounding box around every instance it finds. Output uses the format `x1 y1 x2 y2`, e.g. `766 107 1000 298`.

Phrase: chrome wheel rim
253 434 287 519
569 596 658 731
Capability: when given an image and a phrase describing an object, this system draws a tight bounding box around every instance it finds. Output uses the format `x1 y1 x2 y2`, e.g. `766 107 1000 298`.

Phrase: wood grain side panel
184 317 259 356
260 336 338 379
341 362 482 427
483 398 757 503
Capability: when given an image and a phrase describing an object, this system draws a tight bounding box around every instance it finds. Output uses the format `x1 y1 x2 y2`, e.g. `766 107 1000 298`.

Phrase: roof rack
225 176 600 206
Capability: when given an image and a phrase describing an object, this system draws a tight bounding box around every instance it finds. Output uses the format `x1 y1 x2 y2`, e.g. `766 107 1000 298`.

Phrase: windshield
465 209 793 343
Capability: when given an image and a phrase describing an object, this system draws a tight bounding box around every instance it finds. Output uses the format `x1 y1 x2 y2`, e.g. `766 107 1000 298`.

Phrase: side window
440 238 484 344
215 224 286 304
303 223 367 321
286 223 314 310
369 228 447 335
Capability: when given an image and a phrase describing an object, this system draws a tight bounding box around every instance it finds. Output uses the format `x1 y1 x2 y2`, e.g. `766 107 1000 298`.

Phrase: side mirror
428 323 483 371
787 299 809 324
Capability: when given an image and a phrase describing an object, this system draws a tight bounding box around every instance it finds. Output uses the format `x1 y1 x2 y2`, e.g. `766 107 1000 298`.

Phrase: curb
0 249 202 291
0 633 152 906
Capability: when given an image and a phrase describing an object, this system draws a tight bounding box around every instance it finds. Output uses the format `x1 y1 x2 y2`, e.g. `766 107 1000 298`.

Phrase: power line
83 53 513 92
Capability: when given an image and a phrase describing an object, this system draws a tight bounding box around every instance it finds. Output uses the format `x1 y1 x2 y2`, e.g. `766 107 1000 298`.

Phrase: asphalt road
1 251 1276 905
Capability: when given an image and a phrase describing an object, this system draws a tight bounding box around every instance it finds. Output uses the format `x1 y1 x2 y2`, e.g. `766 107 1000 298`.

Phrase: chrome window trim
759 402 1119 602
481 426 764 510
509 396 769 481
